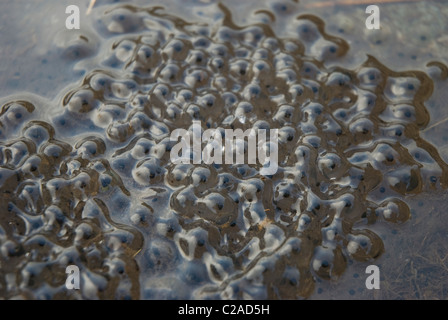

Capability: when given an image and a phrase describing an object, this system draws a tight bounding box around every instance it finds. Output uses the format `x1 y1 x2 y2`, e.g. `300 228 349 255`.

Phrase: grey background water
1 0 447 299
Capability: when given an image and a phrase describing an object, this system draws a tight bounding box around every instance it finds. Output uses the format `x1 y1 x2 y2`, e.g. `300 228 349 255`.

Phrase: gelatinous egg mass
0 2 447 299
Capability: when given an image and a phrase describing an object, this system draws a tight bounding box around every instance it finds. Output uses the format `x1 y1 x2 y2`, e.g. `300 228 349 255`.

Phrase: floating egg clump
0 3 447 299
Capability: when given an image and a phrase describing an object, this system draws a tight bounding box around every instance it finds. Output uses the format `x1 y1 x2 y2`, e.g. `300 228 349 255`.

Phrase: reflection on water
0 0 447 299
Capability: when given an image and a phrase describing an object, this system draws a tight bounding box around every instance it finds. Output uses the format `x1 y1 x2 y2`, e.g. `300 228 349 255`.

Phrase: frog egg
386 167 422 195
74 222 95 244
130 204 153 226
103 9 144 34
144 238 178 272
357 67 383 89
302 135 321 149
175 89 194 105
376 199 411 224
23 122 54 147
295 19 322 44
209 57 226 73
179 260 209 285
165 103 182 121
75 137 106 159
42 142 69 164
380 104 416 124
297 213 311 232
130 138 154 159
273 104 295 125
252 48 270 60
99 173 113 192
114 40 136 63
135 44 155 64
43 205 66 231
326 72 352 88
252 60 271 78
159 64 181 83
151 83 171 100
2 101 34 127
1 240 23 258
3 141 30 168
191 167 212 187
134 107 158 126
311 246 346 280
274 182 298 212
237 179 264 203
278 126 296 144
185 104 201 120
81 270 108 300
107 121 132 142
199 93 223 110
132 158 164 185
92 107 113 128
185 69 210 88
200 193 236 225
65 89 99 114
229 59 251 78
162 38 191 61
234 102 254 123
349 118 374 143
186 49 208 66
318 153 342 177
346 230 384 261
54 29 98 61
371 143 400 167
110 81 133 99
71 172 94 197
277 68 297 83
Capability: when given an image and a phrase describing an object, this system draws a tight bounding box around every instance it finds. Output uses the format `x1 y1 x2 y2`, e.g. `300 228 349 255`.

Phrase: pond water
0 0 447 299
